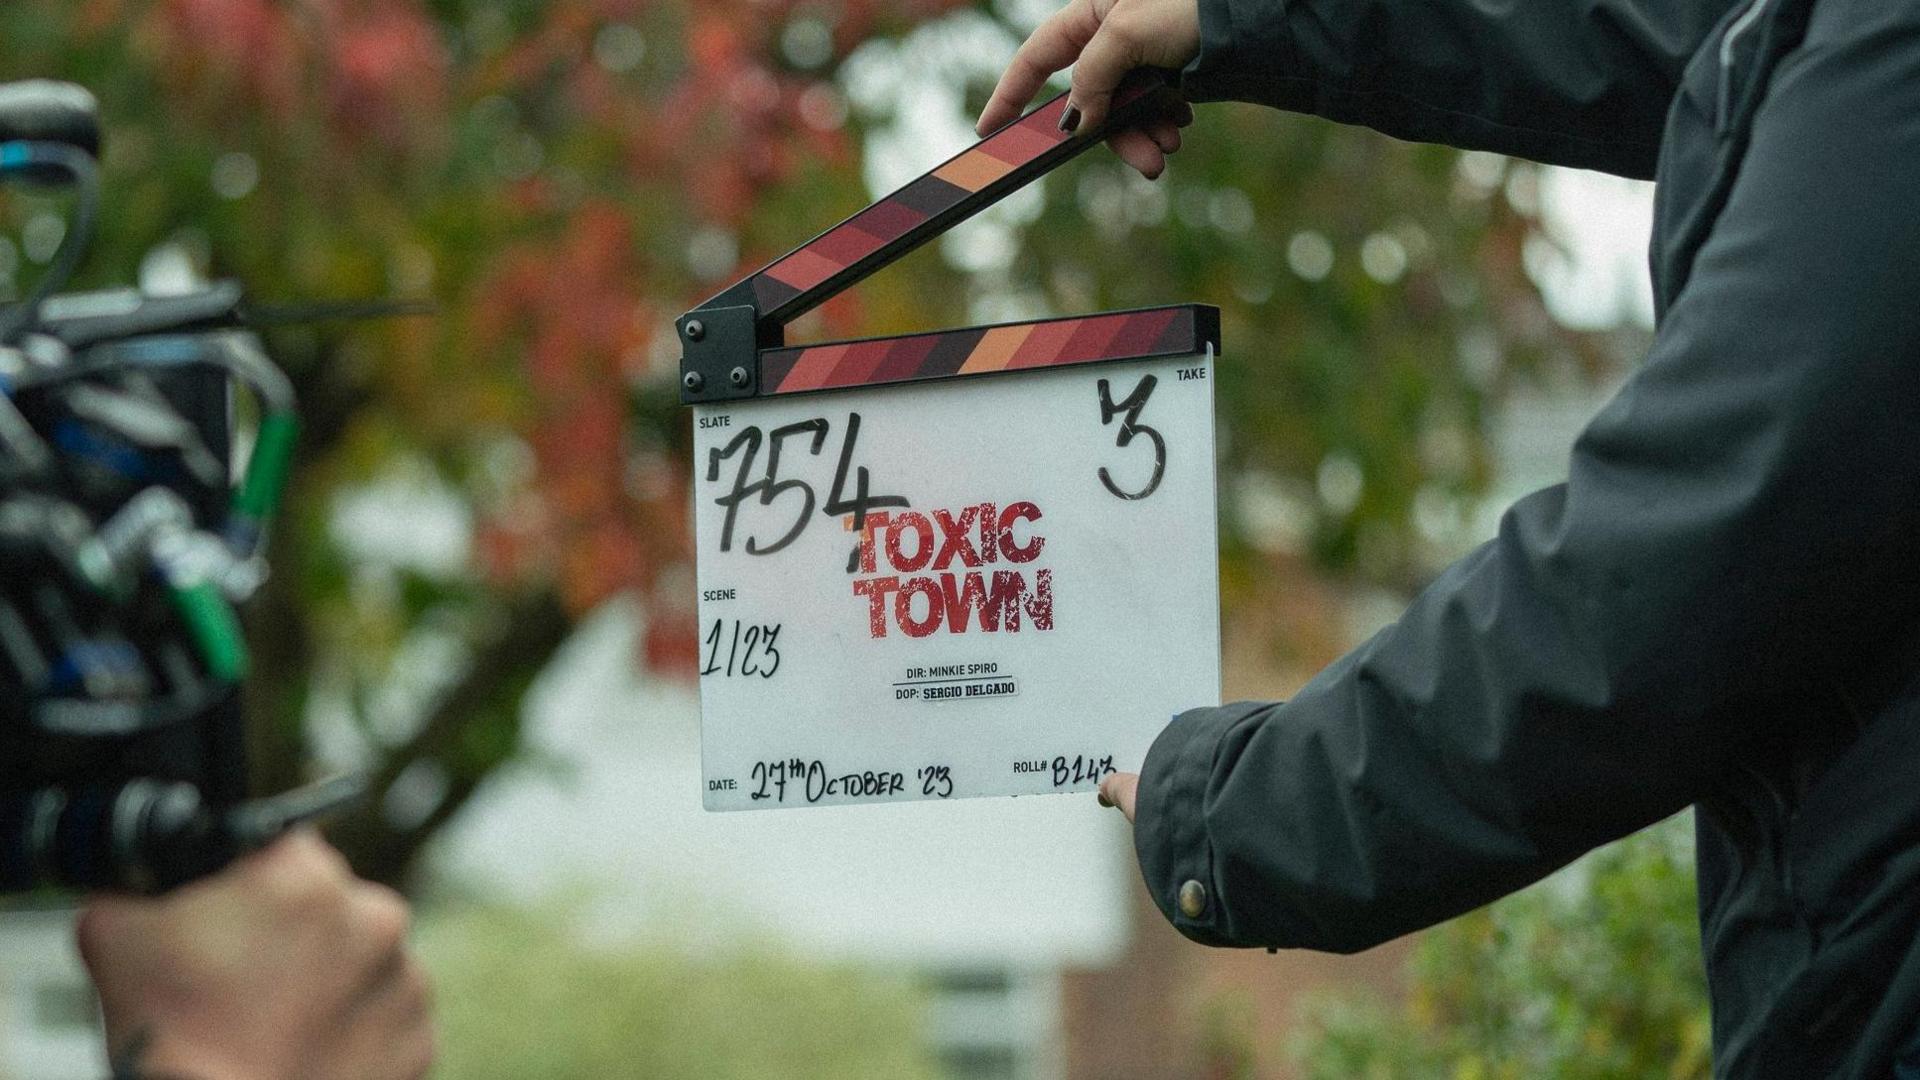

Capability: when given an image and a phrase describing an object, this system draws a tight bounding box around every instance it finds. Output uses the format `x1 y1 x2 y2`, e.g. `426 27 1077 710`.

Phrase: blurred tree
0 0 965 885
1289 816 1711 1079
418 904 940 1080
0 0 1601 887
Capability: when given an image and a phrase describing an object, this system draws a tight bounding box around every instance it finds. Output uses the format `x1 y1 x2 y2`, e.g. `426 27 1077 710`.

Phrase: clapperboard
678 71 1222 810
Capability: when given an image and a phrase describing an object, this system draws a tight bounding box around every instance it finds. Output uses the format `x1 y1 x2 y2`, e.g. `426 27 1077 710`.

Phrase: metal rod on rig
0 775 367 895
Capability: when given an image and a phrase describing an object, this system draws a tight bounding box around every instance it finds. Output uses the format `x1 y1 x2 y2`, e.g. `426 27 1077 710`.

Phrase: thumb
74 895 148 976
1064 20 1140 133
1097 772 1141 823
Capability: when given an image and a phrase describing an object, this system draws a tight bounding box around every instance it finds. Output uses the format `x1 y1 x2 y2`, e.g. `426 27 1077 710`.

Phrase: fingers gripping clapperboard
679 71 1222 811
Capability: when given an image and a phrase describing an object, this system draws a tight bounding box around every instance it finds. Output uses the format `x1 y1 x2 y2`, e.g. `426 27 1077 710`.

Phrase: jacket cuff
1133 701 1271 947
1181 0 1306 106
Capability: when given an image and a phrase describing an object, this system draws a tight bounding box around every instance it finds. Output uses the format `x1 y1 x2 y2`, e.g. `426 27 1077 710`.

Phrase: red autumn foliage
40 0 969 675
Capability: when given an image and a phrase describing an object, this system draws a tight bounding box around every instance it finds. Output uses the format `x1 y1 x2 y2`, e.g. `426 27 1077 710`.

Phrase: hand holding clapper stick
676 67 1202 405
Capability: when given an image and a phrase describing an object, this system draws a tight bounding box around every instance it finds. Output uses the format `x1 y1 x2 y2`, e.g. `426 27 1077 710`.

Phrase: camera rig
0 80 376 895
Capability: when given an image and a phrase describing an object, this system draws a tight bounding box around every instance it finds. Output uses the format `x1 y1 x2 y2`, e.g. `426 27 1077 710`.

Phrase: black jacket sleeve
1139 0 1920 951
1181 0 1739 178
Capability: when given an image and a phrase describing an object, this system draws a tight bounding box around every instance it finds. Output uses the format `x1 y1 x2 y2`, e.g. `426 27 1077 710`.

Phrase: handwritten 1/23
700 619 780 679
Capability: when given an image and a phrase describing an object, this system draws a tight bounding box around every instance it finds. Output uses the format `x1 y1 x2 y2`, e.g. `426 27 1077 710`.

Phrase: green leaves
1291 816 1711 1079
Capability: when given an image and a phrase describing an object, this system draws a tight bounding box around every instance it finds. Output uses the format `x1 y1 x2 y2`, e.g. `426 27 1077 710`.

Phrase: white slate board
691 351 1221 810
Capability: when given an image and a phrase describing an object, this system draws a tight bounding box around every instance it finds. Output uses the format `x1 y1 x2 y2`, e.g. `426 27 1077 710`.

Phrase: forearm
1183 0 1739 177
1137 501 1760 952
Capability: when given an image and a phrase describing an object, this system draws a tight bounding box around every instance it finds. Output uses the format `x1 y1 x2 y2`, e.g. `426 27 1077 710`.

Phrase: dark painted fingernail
1058 103 1082 134
1097 791 1113 808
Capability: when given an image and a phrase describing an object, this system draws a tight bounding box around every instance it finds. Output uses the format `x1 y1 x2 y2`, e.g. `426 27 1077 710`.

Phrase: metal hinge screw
729 366 750 389
684 320 705 342
682 371 704 393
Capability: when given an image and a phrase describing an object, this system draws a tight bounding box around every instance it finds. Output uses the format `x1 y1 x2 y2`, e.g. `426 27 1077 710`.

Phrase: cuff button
1178 879 1208 919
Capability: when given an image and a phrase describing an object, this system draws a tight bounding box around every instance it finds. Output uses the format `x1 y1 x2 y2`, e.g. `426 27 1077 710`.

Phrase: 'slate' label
692 354 1222 810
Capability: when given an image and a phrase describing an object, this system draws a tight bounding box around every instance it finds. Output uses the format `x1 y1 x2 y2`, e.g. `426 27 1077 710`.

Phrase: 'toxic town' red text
850 502 1054 638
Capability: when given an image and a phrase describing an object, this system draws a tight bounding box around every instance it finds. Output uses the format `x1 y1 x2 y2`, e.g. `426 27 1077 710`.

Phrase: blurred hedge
417 904 940 1080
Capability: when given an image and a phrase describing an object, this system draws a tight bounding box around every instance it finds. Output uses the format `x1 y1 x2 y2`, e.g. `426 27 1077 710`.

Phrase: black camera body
0 81 357 896
1 329 248 894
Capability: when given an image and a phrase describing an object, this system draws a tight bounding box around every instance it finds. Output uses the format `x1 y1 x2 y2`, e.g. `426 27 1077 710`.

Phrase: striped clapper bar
676 68 1219 402
758 305 1217 396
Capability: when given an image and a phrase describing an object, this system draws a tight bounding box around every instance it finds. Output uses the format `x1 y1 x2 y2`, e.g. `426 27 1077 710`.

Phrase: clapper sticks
676 68 1219 406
